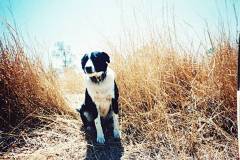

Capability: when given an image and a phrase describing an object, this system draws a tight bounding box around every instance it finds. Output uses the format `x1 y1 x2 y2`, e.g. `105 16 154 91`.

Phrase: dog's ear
101 52 110 63
81 54 88 70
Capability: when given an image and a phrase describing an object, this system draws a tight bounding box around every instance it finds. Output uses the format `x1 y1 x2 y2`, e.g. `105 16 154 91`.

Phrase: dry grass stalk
0 33 76 152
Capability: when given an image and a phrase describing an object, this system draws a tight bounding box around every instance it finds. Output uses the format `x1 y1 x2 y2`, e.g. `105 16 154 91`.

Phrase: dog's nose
85 66 93 73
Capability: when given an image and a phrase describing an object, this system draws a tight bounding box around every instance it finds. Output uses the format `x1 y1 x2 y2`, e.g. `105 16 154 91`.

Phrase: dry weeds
0 32 76 153
0 29 238 159
112 41 238 159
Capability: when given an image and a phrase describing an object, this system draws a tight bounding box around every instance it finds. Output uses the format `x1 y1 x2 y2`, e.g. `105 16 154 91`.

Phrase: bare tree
53 41 72 68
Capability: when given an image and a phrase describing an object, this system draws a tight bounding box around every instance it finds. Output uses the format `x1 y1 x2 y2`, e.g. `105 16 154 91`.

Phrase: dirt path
1 94 131 160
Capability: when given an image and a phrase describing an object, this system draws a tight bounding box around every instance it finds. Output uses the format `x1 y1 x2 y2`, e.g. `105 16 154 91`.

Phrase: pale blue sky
0 0 239 68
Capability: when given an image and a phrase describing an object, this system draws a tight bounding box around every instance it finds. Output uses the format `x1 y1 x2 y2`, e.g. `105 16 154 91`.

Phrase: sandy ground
1 93 136 160
2 93 237 159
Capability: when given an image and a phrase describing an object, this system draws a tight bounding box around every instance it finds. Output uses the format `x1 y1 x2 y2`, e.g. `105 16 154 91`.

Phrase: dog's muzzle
86 71 104 78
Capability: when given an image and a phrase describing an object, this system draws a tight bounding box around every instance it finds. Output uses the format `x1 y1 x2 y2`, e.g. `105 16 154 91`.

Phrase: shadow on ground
0 119 43 155
81 121 124 160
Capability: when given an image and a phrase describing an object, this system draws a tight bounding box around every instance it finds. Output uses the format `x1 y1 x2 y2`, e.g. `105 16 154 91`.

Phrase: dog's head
81 51 110 79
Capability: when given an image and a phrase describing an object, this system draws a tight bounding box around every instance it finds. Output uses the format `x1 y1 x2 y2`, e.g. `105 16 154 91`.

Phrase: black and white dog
78 51 120 144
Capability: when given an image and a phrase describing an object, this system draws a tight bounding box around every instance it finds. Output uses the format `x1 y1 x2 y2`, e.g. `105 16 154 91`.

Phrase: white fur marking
87 71 104 77
94 115 105 143
85 68 115 118
85 58 95 71
113 112 121 138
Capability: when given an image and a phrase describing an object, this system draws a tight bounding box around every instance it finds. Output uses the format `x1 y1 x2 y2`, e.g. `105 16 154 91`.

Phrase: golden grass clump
112 41 237 158
0 37 75 145
210 43 237 121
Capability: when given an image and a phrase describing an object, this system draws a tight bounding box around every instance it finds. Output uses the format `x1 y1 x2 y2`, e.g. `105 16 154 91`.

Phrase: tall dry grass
1 34 237 158
0 32 76 152
0 21 238 159
112 41 237 158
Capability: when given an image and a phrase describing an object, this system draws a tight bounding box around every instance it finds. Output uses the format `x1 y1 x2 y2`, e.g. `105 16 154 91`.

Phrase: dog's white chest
93 87 112 117
86 68 115 117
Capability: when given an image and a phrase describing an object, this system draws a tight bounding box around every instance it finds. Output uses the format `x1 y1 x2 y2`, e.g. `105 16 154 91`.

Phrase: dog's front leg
113 112 121 139
94 114 105 143
112 81 121 139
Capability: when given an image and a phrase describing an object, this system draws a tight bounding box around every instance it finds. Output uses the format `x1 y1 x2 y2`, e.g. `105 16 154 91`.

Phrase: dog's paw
113 129 121 139
96 134 105 144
